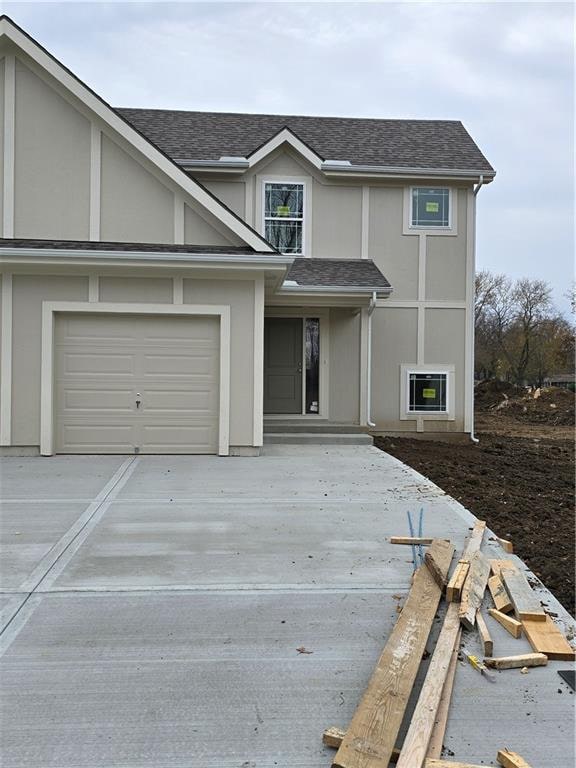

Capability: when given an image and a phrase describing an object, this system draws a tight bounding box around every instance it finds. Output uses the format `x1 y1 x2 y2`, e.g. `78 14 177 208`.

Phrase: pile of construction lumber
322 520 575 768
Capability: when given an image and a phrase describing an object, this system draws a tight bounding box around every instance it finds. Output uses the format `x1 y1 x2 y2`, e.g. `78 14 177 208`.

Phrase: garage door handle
135 393 142 409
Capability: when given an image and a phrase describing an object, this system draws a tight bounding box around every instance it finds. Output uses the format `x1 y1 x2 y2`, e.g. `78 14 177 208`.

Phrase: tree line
475 270 574 386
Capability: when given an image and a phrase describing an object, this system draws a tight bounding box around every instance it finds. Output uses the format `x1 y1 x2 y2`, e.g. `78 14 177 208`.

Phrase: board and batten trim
89 125 101 240
0 273 13 444
172 276 184 304
2 54 16 238
361 186 370 259
88 274 99 302
40 301 231 456
173 195 185 245
253 276 265 446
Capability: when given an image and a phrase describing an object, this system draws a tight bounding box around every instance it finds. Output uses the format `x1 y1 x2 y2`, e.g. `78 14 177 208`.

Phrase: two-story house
0 16 495 456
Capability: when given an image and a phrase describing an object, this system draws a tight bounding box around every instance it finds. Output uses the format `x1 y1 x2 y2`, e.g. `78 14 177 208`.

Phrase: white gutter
0 247 293 268
279 283 392 295
469 174 485 443
366 291 377 427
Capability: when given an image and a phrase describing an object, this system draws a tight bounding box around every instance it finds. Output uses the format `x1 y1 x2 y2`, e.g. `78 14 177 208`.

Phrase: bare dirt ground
375 383 575 617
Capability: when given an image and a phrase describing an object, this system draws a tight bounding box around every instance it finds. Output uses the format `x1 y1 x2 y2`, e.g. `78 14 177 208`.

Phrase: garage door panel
59 423 136 453
62 388 134 412
142 352 217 378
55 313 220 454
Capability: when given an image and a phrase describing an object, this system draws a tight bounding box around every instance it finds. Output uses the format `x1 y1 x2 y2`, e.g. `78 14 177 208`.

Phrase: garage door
54 313 220 454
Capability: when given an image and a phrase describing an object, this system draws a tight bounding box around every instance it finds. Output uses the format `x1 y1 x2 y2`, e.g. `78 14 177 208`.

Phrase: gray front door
264 318 303 414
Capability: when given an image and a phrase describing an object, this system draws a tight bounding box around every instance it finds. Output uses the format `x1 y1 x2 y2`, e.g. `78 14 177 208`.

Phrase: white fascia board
0 18 274 253
279 284 392 296
247 128 323 169
322 162 496 182
0 247 293 270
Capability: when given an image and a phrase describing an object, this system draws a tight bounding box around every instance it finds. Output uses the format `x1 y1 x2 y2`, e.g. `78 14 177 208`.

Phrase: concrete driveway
1 446 574 767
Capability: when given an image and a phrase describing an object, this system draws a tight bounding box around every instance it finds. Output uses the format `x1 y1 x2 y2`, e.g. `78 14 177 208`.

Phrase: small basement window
264 182 304 254
411 187 450 228
408 371 447 412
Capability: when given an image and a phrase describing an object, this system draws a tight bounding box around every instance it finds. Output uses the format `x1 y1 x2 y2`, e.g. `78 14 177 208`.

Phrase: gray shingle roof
286 259 390 290
0 238 257 254
117 108 494 173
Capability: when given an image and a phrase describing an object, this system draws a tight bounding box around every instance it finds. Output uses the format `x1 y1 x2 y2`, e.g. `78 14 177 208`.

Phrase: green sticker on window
425 202 439 213
276 205 291 216
422 388 436 398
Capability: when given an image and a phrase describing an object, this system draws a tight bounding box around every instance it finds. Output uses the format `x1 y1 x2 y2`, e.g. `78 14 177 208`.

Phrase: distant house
0 16 495 456
543 374 575 391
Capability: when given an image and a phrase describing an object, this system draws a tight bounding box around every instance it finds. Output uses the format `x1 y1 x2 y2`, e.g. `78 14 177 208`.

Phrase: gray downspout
367 291 377 427
470 175 485 444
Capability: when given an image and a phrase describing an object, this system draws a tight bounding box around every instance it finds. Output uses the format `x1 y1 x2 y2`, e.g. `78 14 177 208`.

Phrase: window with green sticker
411 188 450 227
264 182 304 254
408 372 447 412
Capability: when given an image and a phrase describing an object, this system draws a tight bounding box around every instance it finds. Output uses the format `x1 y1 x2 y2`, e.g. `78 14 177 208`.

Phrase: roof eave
321 164 496 181
279 284 392 296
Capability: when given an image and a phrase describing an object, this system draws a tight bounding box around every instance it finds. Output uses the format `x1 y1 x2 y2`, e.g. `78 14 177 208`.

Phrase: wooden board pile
322 520 575 768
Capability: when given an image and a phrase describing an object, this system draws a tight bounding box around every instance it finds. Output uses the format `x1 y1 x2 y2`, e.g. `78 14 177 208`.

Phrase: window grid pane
411 188 450 227
264 183 304 253
408 372 447 412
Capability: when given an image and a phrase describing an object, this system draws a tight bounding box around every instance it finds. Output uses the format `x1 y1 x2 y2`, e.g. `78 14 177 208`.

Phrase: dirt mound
476 380 575 427
475 379 524 409
504 387 574 427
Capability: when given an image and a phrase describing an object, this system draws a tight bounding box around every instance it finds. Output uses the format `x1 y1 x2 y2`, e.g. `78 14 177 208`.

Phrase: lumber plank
476 610 493 656
496 748 533 767
446 561 469 602
488 608 522 638
426 625 461 759
425 761 489 768
522 615 576 660
390 536 434 545
490 559 517 578
488 574 513 614
324 727 347 749
396 603 461 768
332 541 450 768
322 730 401 762
484 653 547 670
459 551 490 631
495 536 514 553
424 539 455 590
465 520 487 556
500 568 545 622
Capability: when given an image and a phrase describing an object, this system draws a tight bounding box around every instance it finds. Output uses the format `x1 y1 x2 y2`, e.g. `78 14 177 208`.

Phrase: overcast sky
4 1 574 315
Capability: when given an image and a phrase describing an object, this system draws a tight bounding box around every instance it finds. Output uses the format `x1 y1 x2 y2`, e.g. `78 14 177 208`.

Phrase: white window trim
403 186 458 236
400 364 455 421
39 301 231 456
258 175 312 256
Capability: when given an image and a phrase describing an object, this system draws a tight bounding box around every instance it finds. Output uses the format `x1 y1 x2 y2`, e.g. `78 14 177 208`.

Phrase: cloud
4 0 574 314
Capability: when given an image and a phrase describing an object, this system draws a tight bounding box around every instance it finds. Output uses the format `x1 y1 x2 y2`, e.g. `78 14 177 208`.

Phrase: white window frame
403 186 458 236
400 364 455 421
259 176 311 256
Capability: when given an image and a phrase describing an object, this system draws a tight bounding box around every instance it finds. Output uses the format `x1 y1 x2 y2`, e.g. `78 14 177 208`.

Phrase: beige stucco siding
14 60 91 239
425 190 467 301
100 135 174 243
99 277 173 304
11 275 89 445
371 307 418 429
312 184 362 259
424 307 465 430
0 58 4 227
329 309 361 423
183 202 244 247
201 181 245 218
183 278 255 446
368 188 419 299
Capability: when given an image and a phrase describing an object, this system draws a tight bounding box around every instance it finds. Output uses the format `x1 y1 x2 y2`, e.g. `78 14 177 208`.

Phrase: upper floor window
264 182 304 254
411 187 450 228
